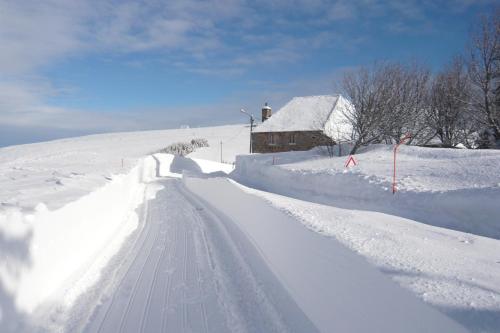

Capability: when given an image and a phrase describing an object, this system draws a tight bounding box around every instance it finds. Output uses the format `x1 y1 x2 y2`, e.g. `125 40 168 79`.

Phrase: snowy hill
0 125 247 211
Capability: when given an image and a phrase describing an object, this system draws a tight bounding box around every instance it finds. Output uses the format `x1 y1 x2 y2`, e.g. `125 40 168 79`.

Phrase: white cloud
0 0 254 74
0 0 491 75
328 1 355 21
0 0 255 133
0 0 91 74
0 79 135 131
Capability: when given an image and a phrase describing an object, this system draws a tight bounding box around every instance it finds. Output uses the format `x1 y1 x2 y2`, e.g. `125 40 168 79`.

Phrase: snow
0 124 246 212
190 157 234 174
253 95 353 141
183 176 467 333
1 122 499 332
232 144 500 238
0 125 247 331
81 178 320 333
233 183 500 332
287 144 500 192
0 157 159 330
62 154 466 333
231 144 500 332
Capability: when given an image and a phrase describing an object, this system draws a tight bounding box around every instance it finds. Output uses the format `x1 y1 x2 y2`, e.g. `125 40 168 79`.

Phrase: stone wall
252 130 335 153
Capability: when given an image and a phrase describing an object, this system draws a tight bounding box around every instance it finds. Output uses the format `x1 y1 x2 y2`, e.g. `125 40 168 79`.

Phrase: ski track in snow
81 178 306 333
84 179 227 333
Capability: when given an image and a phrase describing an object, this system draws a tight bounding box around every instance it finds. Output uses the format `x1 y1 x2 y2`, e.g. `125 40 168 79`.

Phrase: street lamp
240 108 255 153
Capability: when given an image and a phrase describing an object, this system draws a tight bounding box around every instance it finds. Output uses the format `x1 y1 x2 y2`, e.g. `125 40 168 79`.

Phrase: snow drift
0 156 159 330
232 145 500 239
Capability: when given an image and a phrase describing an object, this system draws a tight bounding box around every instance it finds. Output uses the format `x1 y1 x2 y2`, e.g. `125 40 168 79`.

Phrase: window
269 133 276 145
289 133 296 145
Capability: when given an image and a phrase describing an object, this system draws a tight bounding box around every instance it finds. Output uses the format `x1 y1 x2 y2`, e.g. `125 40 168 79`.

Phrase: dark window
289 133 296 145
269 133 275 145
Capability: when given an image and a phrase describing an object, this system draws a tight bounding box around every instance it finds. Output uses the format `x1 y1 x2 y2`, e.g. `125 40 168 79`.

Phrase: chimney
261 102 272 122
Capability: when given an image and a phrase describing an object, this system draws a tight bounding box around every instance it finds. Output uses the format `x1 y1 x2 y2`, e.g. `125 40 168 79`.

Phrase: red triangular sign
344 155 357 168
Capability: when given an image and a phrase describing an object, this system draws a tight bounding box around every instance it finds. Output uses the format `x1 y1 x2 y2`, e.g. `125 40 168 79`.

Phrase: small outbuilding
252 94 353 153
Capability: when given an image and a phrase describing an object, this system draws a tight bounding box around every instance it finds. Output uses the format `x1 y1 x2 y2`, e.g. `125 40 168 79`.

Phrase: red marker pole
392 133 411 194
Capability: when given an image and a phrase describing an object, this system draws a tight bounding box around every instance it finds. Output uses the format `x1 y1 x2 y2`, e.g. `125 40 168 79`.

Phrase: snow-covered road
73 162 467 332
85 178 230 333
82 178 317 333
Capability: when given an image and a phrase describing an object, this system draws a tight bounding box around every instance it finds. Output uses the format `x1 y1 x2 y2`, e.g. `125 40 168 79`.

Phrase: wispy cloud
1 0 492 74
328 1 356 21
0 79 137 131
0 0 88 74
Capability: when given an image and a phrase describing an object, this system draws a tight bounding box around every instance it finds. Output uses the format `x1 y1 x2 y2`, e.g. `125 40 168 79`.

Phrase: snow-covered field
0 125 246 212
233 145 500 238
1 126 499 332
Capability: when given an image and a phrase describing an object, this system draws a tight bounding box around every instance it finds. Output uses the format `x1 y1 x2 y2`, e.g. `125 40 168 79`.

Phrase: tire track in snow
160 212 179 333
117 211 162 333
182 221 188 333
177 179 317 333
95 198 155 333
138 217 172 333
193 214 210 333
85 178 318 333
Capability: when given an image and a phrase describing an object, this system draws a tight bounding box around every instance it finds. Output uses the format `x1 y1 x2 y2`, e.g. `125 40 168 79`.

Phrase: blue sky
0 0 496 146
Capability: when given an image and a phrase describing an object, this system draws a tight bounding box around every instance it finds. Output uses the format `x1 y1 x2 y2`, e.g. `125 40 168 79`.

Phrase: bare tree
467 9 500 147
382 62 431 145
427 58 473 147
341 63 391 154
341 62 433 153
495 11 500 147
336 8 500 151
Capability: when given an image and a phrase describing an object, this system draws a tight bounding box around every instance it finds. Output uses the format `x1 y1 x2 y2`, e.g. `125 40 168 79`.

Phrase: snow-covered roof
254 94 353 141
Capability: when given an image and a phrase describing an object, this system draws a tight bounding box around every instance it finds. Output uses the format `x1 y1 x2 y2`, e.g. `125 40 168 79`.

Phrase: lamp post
240 108 255 153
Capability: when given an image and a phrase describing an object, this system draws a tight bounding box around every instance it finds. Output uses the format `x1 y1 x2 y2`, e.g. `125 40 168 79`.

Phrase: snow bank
190 157 234 174
152 154 182 178
183 176 468 333
232 145 500 239
154 153 234 178
0 156 158 330
234 182 500 332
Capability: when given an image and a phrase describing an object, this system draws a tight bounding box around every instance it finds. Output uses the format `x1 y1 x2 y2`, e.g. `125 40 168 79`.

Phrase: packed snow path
83 178 316 333
78 156 467 333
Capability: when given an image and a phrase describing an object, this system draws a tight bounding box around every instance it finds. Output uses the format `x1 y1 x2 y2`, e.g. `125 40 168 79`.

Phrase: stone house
251 95 353 153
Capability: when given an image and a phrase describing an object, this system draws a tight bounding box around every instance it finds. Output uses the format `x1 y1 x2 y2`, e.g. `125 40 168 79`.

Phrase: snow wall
232 154 500 240
0 156 158 330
